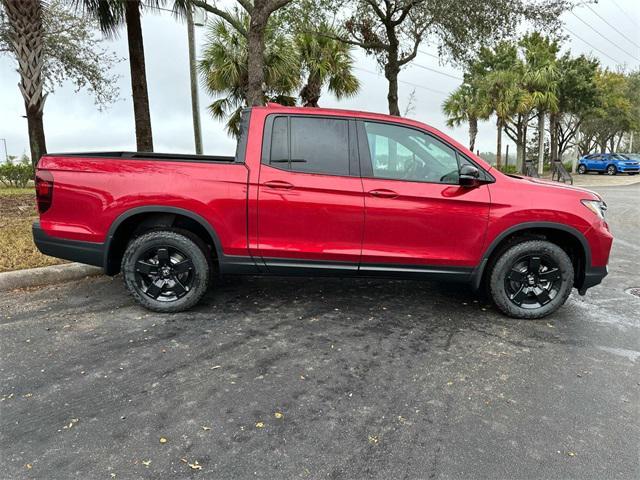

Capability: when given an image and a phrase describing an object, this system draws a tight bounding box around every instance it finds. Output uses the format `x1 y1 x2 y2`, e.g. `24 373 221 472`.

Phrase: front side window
363 122 460 184
268 116 350 176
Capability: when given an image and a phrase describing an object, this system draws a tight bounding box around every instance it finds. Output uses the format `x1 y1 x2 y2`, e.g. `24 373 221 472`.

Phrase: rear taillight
35 170 54 214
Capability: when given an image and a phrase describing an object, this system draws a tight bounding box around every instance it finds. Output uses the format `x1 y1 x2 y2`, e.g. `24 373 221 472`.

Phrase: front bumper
33 221 105 269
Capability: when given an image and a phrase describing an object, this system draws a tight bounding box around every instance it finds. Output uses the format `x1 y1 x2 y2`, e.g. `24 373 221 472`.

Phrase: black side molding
32 222 105 269
578 266 608 294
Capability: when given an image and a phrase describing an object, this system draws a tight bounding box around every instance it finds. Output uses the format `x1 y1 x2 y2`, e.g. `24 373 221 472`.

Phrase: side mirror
459 164 481 187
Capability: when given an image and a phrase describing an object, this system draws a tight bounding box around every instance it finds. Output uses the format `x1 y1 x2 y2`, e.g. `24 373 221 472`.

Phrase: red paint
36 104 613 271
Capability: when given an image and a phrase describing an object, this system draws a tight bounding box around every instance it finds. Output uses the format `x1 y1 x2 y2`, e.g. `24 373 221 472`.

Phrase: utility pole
0 138 8 162
186 5 203 155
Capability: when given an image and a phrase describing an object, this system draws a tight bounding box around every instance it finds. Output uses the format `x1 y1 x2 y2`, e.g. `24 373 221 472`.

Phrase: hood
508 175 600 198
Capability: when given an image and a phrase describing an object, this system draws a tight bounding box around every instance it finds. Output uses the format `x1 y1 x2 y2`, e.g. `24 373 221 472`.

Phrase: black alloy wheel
489 240 574 319
504 254 561 309
122 230 210 312
135 246 194 301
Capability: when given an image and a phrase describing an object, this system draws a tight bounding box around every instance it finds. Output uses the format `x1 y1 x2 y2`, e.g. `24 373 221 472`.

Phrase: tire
121 230 210 313
577 165 587 174
489 240 574 319
628 172 637 176
606 165 617 175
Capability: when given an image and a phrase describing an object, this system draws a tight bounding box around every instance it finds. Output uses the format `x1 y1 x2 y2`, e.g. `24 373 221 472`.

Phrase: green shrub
0 155 34 188
498 164 518 174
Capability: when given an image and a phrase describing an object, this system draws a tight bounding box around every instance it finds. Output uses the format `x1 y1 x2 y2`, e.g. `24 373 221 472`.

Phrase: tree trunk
550 112 559 164
125 0 153 152
495 118 502 170
300 74 322 107
384 62 400 116
26 107 47 166
2 0 47 166
246 8 269 106
186 5 203 154
515 115 525 173
571 125 580 173
537 112 545 176
468 116 478 152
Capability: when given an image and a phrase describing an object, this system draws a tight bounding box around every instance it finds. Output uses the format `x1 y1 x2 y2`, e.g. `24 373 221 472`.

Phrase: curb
0 263 102 292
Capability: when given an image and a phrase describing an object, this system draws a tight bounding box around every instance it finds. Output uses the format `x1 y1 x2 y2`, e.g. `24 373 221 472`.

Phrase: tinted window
364 122 460 184
270 116 288 165
289 117 349 175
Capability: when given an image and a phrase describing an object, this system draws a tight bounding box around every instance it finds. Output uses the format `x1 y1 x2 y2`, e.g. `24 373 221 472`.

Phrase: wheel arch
104 206 223 275
471 222 591 292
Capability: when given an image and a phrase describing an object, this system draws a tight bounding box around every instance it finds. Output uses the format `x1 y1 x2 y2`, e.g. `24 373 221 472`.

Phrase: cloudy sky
1 0 639 160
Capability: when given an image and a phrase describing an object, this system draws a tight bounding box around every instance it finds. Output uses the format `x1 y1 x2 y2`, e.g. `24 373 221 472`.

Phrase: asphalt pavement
1 183 638 480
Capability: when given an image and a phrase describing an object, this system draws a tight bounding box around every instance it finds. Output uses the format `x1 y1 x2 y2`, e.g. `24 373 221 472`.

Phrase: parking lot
1 183 638 480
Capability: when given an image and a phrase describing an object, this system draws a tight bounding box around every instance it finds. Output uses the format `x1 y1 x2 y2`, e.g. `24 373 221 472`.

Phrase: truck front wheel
121 230 210 313
489 240 574 319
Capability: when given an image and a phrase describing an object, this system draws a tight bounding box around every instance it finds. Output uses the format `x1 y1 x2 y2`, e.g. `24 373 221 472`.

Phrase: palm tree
478 69 528 170
295 24 359 107
76 0 154 151
520 33 560 175
1 0 47 164
199 10 300 137
442 82 488 152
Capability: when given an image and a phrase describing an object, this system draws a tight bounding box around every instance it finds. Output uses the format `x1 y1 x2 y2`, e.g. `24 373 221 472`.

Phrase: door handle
368 189 398 199
264 180 294 190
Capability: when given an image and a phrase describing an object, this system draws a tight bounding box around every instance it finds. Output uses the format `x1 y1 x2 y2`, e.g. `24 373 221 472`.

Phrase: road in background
1 184 638 479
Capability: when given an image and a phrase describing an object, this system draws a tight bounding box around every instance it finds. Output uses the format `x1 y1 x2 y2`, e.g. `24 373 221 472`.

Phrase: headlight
581 199 607 219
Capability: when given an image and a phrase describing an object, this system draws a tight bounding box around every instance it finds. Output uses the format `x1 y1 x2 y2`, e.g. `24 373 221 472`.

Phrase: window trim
356 119 494 185
261 113 359 177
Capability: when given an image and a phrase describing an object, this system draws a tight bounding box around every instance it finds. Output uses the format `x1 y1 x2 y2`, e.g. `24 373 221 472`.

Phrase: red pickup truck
33 104 612 318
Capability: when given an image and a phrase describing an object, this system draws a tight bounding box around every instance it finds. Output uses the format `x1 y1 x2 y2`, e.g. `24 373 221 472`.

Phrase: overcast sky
1 0 639 160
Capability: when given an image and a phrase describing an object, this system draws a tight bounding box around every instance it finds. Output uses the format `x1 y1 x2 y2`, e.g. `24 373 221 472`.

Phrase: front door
257 115 364 272
589 154 605 171
358 120 490 272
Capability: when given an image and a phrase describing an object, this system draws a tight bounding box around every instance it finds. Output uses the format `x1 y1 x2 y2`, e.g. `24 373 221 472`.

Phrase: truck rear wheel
121 230 210 313
489 240 574 319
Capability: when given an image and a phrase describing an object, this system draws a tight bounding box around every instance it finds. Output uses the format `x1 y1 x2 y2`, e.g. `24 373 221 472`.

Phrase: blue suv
578 153 640 175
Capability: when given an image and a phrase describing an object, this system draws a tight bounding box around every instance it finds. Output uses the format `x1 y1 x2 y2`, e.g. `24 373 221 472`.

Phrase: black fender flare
470 221 592 291
103 205 224 274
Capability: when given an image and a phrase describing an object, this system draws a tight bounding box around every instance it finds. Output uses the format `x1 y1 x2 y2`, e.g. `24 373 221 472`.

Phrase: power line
611 0 640 29
417 49 440 60
411 62 464 81
570 10 640 62
584 3 640 50
564 25 625 65
353 66 449 95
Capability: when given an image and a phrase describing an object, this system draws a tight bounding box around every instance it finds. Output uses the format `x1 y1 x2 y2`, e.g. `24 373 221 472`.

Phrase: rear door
358 120 490 271
256 114 364 271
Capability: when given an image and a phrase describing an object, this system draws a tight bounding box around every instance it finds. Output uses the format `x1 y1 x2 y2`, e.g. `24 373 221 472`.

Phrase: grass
0 186 65 272
0 186 34 195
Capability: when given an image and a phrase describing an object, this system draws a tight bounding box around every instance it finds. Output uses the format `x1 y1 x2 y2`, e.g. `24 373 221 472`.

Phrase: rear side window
270 116 289 165
268 116 350 176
